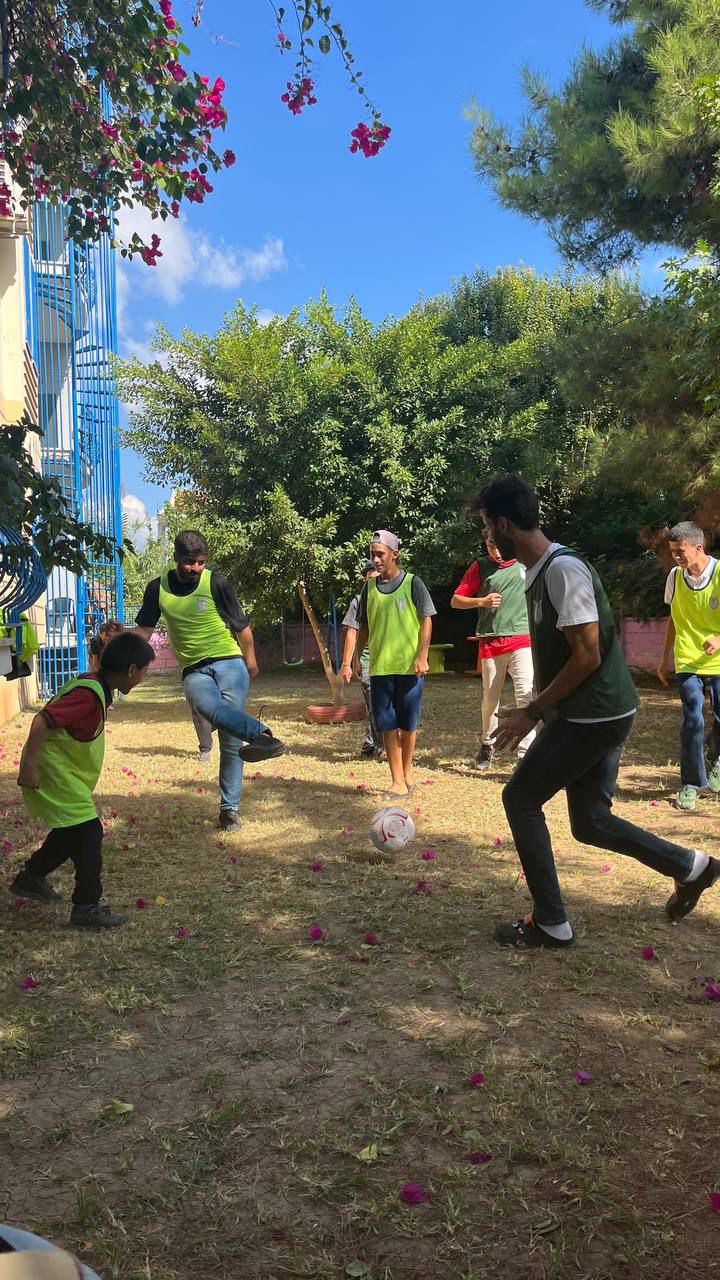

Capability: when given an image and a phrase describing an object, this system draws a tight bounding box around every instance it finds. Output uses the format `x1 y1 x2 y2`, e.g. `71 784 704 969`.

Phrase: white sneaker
197 749 212 764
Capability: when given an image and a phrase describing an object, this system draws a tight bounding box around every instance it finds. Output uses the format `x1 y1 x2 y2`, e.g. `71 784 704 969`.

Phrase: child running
345 530 435 797
10 632 155 929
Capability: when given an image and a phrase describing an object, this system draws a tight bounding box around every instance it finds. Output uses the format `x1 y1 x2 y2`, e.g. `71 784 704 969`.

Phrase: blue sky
119 0 654 518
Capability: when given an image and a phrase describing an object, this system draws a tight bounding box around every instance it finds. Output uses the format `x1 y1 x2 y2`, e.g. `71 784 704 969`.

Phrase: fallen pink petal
493 838 503 847
310 861 324 872
400 1182 428 1204
650 800 659 807
709 1191 720 1213
364 932 378 945
469 1072 485 1088
415 880 432 895
229 855 238 865
574 1070 592 1085
642 946 656 961
176 927 189 939
601 864 612 873
468 1151 492 1164
420 849 436 861
309 924 324 941
20 977 40 990
1 839 13 853
135 898 146 910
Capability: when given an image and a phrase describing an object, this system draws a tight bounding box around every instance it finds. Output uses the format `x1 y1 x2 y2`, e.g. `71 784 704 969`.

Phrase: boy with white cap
344 530 435 796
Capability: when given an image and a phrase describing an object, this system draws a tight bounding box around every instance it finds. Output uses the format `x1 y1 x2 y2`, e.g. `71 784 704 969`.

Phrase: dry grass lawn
1 668 719 1280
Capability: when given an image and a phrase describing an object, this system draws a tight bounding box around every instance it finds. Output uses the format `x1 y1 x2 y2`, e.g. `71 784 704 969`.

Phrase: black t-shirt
135 570 250 677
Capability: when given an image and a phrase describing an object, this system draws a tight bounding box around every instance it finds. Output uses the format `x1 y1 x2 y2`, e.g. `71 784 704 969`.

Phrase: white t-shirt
664 557 718 604
525 543 634 724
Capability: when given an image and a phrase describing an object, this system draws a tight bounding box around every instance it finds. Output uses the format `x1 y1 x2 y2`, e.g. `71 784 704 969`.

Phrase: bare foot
384 782 409 797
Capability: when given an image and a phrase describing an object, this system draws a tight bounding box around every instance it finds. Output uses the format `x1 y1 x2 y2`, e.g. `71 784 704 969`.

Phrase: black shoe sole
9 884 63 905
238 741 285 762
70 916 128 929
494 922 576 949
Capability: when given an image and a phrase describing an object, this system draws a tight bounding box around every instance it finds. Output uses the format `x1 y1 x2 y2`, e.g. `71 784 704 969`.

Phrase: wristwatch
525 700 544 723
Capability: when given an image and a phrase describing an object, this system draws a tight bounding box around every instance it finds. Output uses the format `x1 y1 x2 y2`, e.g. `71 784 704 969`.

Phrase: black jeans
25 817 103 906
502 716 695 926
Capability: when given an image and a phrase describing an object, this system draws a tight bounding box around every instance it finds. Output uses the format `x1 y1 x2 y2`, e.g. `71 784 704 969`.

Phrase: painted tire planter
305 701 366 724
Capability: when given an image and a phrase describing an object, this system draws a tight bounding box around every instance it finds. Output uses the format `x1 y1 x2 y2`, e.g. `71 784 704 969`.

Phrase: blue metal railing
27 199 124 697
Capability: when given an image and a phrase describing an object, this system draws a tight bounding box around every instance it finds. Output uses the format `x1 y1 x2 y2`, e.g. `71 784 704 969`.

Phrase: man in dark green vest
471 475 718 950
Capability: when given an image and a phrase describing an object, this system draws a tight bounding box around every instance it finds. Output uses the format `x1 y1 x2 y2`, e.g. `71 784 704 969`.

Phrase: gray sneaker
474 744 494 773
197 748 212 765
708 759 720 794
70 903 128 929
9 872 63 904
218 810 242 832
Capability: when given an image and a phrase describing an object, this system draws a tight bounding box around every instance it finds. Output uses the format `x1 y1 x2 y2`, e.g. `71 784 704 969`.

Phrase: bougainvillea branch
0 0 389 264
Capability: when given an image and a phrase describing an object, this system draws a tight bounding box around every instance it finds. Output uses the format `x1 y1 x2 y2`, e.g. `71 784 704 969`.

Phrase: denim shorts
370 674 424 733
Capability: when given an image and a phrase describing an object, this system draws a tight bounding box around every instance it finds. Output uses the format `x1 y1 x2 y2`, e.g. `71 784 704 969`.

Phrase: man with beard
470 475 717 950
130 530 284 831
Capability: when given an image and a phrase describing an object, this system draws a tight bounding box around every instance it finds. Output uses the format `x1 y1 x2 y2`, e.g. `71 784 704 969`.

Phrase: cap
370 529 400 553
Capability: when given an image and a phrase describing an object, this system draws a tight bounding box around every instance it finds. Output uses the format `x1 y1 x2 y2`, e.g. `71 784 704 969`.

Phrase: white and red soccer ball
369 806 416 854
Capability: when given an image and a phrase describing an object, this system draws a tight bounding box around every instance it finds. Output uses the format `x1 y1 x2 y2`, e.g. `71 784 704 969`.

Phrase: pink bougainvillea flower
20 976 40 990
336 1017 351 1026
341 825 354 836
420 849 436 861
308 924 324 941
13 897 28 908
493 837 503 847
600 863 612 873
469 1072 485 1088
709 1191 720 1213
1 839 13 853
422 779 435 786
364 932 378 945
574 1070 592 1085
704 983 720 1001
642 946 656 961
401 1182 428 1204
356 784 367 792
176 927 189 939
650 800 659 807
415 880 432 895
468 1151 492 1164
310 861 324 873
229 855 238 865
135 898 146 910
348 771 356 778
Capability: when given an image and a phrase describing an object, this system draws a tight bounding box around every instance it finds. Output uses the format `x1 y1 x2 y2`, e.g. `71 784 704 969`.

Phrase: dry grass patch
1 669 719 1280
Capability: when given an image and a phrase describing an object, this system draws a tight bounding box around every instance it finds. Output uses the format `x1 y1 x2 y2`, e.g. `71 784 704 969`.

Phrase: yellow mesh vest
670 561 720 674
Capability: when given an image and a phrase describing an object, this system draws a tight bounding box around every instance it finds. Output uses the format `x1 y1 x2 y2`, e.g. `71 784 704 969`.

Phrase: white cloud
116 204 286 306
122 492 158 550
256 307 277 327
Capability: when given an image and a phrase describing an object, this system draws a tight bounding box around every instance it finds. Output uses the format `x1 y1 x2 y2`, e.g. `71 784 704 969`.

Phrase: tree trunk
297 580 345 706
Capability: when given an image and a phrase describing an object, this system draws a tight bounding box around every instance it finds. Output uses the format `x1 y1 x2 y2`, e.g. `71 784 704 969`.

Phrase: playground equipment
297 580 365 724
0 527 46 678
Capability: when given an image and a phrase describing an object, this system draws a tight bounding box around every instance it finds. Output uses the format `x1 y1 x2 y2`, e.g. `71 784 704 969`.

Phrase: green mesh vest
367 572 421 677
159 567 241 670
527 549 638 722
22 677 106 829
475 557 530 638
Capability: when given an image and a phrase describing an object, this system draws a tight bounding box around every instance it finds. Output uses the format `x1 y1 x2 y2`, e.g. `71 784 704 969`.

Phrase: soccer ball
369 807 416 854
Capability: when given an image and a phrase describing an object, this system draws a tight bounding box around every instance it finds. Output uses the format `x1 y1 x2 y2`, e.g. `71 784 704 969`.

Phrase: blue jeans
183 659 265 813
502 715 695 926
677 673 720 788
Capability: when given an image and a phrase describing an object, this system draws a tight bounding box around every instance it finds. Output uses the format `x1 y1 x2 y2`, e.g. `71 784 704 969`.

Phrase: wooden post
297 580 345 707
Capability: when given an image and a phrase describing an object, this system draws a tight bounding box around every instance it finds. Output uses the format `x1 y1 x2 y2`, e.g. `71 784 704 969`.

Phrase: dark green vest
527 549 638 722
475 558 530 638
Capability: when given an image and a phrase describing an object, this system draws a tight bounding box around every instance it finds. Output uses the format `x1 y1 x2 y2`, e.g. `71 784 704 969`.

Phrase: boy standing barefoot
10 632 155 929
346 530 435 798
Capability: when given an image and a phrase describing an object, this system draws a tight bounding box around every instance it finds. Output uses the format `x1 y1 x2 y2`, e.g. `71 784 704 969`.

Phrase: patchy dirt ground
1 669 719 1280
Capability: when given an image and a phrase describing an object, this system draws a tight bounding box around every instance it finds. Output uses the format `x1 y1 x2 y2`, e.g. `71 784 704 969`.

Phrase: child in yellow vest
347 530 435 797
658 521 720 811
10 632 155 928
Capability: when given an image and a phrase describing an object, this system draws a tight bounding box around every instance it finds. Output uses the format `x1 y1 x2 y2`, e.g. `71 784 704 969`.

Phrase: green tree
468 0 720 269
118 269 666 621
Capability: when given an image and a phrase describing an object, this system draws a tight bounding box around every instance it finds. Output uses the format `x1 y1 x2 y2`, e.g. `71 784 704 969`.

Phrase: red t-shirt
454 559 531 660
42 675 110 741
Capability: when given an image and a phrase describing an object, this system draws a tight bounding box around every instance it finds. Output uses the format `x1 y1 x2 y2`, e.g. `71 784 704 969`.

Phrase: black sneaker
238 729 285 762
360 743 375 757
70 903 128 929
474 744 494 773
9 872 63 904
218 809 242 832
494 916 575 949
665 855 720 922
